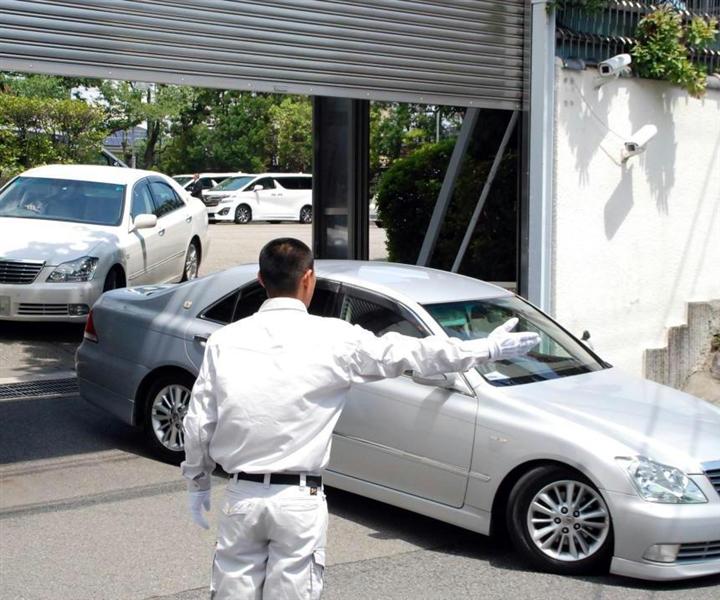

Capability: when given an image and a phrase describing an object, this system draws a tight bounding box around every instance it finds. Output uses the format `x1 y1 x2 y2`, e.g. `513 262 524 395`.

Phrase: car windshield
423 297 606 386
212 176 254 192
173 176 192 186
0 176 126 226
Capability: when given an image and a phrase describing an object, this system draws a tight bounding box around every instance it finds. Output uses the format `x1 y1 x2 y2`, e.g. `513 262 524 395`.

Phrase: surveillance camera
622 124 658 162
598 53 632 77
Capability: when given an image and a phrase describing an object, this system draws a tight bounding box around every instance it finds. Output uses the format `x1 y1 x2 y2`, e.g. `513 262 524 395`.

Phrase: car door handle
185 215 192 223
194 334 209 347
158 229 165 236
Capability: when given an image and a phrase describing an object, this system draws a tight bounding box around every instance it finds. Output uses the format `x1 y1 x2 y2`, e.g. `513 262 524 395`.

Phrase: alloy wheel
235 205 251 224
300 206 312 224
526 479 610 562
184 243 199 280
150 384 191 451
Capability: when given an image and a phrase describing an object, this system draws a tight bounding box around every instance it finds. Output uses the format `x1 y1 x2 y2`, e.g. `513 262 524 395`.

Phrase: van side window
253 177 275 190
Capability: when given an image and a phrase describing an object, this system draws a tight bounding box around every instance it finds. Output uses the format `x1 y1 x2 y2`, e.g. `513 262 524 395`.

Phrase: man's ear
257 271 266 289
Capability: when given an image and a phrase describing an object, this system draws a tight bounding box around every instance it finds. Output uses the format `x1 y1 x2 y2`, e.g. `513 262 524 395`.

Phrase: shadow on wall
558 70 681 235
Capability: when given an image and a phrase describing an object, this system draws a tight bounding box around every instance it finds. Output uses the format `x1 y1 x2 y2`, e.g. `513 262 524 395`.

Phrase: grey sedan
75 261 720 582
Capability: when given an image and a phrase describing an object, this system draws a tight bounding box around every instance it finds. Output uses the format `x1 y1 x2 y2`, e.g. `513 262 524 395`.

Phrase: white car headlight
47 256 99 283
617 456 707 504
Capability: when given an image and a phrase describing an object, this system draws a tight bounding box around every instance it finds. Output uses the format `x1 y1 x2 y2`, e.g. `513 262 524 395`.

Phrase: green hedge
375 139 517 282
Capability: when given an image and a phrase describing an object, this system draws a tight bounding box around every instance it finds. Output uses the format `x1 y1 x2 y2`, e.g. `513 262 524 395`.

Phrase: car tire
142 372 195 463
234 204 252 224
506 465 613 575
181 240 200 282
299 205 312 224
103 267 122 292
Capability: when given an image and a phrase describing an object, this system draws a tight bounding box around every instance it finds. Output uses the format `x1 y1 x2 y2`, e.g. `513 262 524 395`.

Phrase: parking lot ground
1 390 718 600
0 223 387 379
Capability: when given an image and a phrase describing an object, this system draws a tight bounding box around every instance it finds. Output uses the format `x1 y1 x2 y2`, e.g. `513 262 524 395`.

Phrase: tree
269 96 312 172
0 94 107 181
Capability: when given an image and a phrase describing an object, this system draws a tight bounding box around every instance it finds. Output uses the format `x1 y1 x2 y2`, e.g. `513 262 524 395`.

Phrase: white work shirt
182 297 496 491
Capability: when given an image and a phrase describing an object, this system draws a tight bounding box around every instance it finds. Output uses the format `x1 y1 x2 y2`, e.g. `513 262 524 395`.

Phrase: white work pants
211 478 327 600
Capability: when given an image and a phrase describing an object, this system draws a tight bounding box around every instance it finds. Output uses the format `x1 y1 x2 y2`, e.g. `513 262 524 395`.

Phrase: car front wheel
234 204 252 224
506 465 613 575
143 373 194 463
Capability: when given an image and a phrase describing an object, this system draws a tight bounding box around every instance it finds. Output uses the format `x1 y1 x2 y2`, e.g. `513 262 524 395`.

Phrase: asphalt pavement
1 390 718 599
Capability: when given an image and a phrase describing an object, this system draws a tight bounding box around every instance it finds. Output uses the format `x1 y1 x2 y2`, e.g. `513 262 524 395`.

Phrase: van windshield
212 176 255 192
423 297 606 386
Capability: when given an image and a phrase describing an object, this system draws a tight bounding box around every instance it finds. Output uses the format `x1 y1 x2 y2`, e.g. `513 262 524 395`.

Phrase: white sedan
0 164 209 322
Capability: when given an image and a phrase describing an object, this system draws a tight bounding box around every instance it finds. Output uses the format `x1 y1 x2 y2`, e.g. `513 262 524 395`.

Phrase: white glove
487 317 540 361
188 490 211 529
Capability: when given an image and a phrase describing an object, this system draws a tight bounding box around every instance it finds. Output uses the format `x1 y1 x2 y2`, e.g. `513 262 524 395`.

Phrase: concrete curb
0 370 76 386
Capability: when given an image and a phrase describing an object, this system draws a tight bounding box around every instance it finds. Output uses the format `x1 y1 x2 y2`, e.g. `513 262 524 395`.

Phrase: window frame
147 176 186 217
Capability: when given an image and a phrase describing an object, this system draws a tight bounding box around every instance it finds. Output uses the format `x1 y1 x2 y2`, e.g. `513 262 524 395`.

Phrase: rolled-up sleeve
181 344 218 491
343 325 494 384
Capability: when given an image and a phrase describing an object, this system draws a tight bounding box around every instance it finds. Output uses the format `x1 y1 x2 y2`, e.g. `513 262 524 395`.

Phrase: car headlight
617 456 707 504
47 256 99 283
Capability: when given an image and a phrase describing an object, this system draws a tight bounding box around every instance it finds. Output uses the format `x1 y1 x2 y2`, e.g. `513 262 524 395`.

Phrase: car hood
0 217 118 265
505 367 720 472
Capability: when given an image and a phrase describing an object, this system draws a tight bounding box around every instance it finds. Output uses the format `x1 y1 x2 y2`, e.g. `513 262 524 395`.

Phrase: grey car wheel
507 465 613 575
299 205 312 224
143 373 195 462
181 241 199 281
234 204 251 224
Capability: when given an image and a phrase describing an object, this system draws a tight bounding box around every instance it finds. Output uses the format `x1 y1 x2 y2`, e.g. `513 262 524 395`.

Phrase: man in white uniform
182 238 540 599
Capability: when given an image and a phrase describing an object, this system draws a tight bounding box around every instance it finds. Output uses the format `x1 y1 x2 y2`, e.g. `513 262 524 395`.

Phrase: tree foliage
376 133 518 281
633 6 718 98
0 93 107 181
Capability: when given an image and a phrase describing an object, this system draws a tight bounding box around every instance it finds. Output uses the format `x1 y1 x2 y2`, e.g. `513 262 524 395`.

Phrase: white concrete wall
553 66 720 376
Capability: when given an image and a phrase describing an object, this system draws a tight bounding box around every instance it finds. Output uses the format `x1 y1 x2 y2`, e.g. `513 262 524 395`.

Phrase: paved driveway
1 388 718 600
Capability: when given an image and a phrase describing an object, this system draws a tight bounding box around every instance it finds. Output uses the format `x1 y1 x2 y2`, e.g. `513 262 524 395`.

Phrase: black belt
235 472 322 487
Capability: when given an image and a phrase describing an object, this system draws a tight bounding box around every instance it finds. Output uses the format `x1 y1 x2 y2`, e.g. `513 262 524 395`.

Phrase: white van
204 173 312 224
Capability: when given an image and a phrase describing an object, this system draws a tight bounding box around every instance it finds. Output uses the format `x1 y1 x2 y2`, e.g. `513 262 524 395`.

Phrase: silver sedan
75 261 720 582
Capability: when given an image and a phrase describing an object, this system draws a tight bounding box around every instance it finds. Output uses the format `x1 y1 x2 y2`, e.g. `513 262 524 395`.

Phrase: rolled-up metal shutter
0 0 525 109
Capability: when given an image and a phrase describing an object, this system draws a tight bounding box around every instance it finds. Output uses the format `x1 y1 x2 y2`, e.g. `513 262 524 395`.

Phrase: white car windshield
424 297 606 386
212 176 255 192
0 176 126 226
173 176 192 186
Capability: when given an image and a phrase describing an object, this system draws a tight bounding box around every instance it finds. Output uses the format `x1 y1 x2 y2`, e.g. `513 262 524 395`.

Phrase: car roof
20 164 159 185
316 261 511 304
206 260 511 305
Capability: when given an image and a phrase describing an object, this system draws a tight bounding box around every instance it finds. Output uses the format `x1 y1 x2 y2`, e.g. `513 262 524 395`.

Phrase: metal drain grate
0 378 78 400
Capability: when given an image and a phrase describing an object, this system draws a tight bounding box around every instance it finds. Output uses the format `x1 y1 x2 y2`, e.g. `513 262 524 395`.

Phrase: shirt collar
258 297 308 313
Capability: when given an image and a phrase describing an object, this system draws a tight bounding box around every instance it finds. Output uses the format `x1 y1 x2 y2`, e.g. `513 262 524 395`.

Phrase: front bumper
0 272 102 322
606 479 720 581
207 205 234 222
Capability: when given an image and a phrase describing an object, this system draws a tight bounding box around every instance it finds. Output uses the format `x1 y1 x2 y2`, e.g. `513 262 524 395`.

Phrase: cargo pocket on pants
310 548 325 600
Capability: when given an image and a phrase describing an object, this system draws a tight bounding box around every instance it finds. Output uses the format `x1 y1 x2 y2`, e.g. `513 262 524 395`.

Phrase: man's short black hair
259 238 314 296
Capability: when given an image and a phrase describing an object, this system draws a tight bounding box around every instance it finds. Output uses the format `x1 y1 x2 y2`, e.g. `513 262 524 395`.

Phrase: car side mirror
581 330 594 350
253 184 264 191
132 213 157 230
411 372 456 390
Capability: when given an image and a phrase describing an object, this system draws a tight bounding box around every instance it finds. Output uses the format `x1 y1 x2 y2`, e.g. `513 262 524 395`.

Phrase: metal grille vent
17 303 70 316
704 465 720 497
677 540 720 563
0 378 78 400
0 259 44 284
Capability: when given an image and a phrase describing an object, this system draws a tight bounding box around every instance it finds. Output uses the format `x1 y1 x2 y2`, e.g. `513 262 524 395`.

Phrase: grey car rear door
328 285 478 508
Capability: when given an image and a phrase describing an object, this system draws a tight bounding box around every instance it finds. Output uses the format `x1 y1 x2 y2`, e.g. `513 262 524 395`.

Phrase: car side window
200 178 214 189
340 292 425 338
253 177 275 191
149 181 184 217
130 182 155 219
202 291 239 324
233 285 268 321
